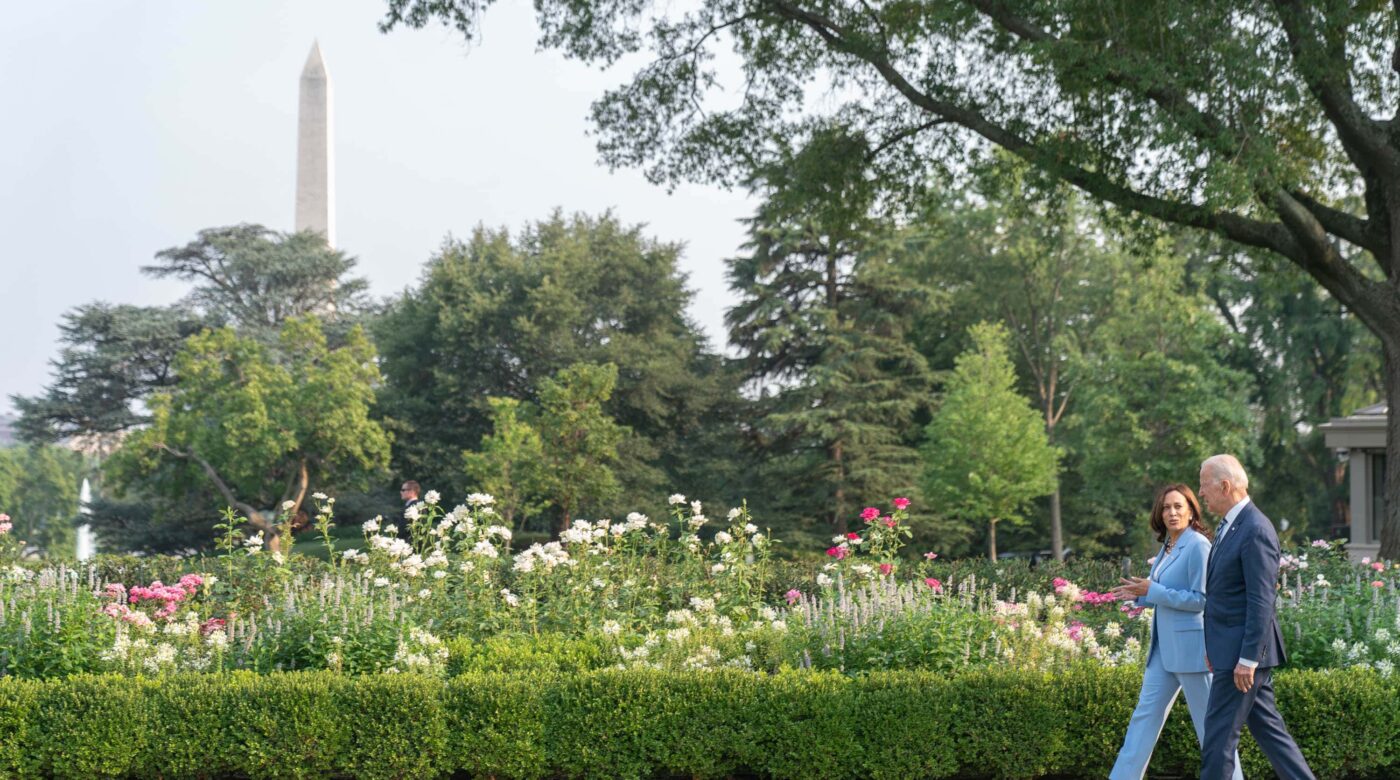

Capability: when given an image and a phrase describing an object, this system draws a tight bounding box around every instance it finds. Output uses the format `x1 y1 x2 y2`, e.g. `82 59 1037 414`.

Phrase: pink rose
892 497 911 510
879 563 893 576
1373 562 1386 572
826 546 849 560
846 532 861 540
1372 580 1386 588
924 577 942 592
883 517 896 528
924 551 938 560
860 507 880 522
785 589 803 605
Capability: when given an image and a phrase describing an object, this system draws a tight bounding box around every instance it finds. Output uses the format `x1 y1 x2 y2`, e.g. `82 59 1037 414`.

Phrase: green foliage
1062 255 1254 555
463 397 547 530
1 668 1396 778
380 0 1400 558
922 323 1059 558
107 317 391 547
728 164 931 536
0 445 84 558
375 211 740 519
533 363 627 529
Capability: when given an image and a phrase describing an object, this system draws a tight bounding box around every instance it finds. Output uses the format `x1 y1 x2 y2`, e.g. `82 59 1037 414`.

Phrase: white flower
714 531 733 545
433 570 447 580
281 500 296 511
500 588 519 607
471 539 500 558
418 588 432 598
688 515 708 529
1103 622 1123 639
711 563 727 574
727 508 742 520
1377 659 1395 678
751 533 765 545
691 500 704 515
744 523 758 534
404 504 420 521
668 494 686 505
363 517 381 534
689 596 716 612
424 490 441 505
1376 627 1392 643
487 525 512 541
601 620 622 636
271 551 286 565
312 492 328 501
205 630 228 650
374 577 390 587
816 573 834 587
243 531 264 549
466 492 494 507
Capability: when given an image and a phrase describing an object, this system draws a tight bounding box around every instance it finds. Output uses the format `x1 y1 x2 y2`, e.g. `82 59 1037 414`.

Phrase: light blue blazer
1135 527 1210 674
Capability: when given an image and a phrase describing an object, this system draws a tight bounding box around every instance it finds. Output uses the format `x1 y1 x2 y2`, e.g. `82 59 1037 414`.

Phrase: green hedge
0 667 1395 779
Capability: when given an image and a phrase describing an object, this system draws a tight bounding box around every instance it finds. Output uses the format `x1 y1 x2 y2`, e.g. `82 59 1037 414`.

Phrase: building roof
1320 402 1389 449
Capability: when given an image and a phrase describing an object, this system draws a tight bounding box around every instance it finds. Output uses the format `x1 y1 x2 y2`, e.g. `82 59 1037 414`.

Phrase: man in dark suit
395 479 424 538
1198 454 1314 780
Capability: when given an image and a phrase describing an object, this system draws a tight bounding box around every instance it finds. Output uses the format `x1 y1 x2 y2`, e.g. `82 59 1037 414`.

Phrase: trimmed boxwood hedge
0 667 1395 779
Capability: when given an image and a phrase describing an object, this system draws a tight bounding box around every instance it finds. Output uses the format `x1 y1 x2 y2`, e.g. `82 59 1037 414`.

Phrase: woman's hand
1111 576 1150 599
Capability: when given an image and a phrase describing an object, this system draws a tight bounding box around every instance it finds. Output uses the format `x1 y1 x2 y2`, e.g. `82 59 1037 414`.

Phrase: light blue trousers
1109 643 1244 780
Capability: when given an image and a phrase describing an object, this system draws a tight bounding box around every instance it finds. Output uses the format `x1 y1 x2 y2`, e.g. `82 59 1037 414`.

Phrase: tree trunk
987 518 999 561
832 439 847 535
1049 487 1064 561
1380 344 1400 560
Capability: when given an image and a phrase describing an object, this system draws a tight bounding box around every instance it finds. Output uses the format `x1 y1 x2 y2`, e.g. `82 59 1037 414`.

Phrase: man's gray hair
1202 454 1249 491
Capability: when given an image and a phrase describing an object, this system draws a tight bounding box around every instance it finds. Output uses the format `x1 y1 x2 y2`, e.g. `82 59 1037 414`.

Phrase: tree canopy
383 0 1400 557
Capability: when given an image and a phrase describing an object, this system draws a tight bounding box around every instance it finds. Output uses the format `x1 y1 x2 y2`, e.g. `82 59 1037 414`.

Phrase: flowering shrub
1 491 1398 681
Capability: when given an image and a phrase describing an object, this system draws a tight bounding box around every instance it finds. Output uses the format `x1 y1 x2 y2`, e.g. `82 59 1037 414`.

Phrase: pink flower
1372 580 1386 588
846 532 861 540
178 574 205 592
883 517 896 528
892 497 911 510
924 551 938 560
1052 577 1071 594
826 546 849 560
200 617 226 635
879 563 894 576
1372 562 1386 572
785 589 803 605
924 577 943 592
860 507 880 522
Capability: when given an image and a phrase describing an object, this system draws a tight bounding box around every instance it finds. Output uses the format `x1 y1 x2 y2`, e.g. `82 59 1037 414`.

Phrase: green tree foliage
901 183 1125 558
534 363 628 531
463 397 547 531
375 212 737 512
14 225 371 443
381 0 1400 556
0 445 84 557
728 137 931 537
1062 256 1254 555
1195 246 1382 542
922 323 1059 560
107 317 391 550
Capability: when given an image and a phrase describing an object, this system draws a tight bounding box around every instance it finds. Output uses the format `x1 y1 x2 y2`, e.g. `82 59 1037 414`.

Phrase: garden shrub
0 667 1393 779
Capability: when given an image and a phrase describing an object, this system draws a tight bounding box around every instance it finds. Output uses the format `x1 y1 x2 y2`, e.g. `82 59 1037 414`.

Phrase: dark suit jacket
1204 500 1288 670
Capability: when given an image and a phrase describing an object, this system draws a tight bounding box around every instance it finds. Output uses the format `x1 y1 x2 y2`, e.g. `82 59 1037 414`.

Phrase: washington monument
295 41 334 246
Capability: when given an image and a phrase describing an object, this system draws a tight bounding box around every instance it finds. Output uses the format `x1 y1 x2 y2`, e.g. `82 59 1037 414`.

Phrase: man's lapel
1208 505 1249 572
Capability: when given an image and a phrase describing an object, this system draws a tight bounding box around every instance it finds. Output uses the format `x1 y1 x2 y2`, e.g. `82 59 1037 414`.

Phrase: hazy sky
0 0 753 418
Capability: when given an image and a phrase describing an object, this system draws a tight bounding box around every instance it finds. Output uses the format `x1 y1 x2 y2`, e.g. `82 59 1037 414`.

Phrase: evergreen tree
728 132 931 537
463 397 547 532
922 323 1059 560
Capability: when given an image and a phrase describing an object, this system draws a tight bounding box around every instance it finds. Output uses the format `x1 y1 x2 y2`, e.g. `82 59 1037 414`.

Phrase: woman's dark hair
1150 483 1210 544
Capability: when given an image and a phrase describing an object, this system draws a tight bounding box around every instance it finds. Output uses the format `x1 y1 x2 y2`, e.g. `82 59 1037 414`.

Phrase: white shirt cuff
1238 658 1259 669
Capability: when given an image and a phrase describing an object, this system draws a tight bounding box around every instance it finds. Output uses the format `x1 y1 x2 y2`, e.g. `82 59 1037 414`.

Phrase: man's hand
1233 663 1255 693
1111 576 1150 600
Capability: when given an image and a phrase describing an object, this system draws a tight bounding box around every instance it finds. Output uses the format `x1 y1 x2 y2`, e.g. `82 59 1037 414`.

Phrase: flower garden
2 497 1399 779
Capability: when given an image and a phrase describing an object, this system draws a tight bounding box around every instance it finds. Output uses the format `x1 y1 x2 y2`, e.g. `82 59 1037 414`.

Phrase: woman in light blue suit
1108 484 1243 780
